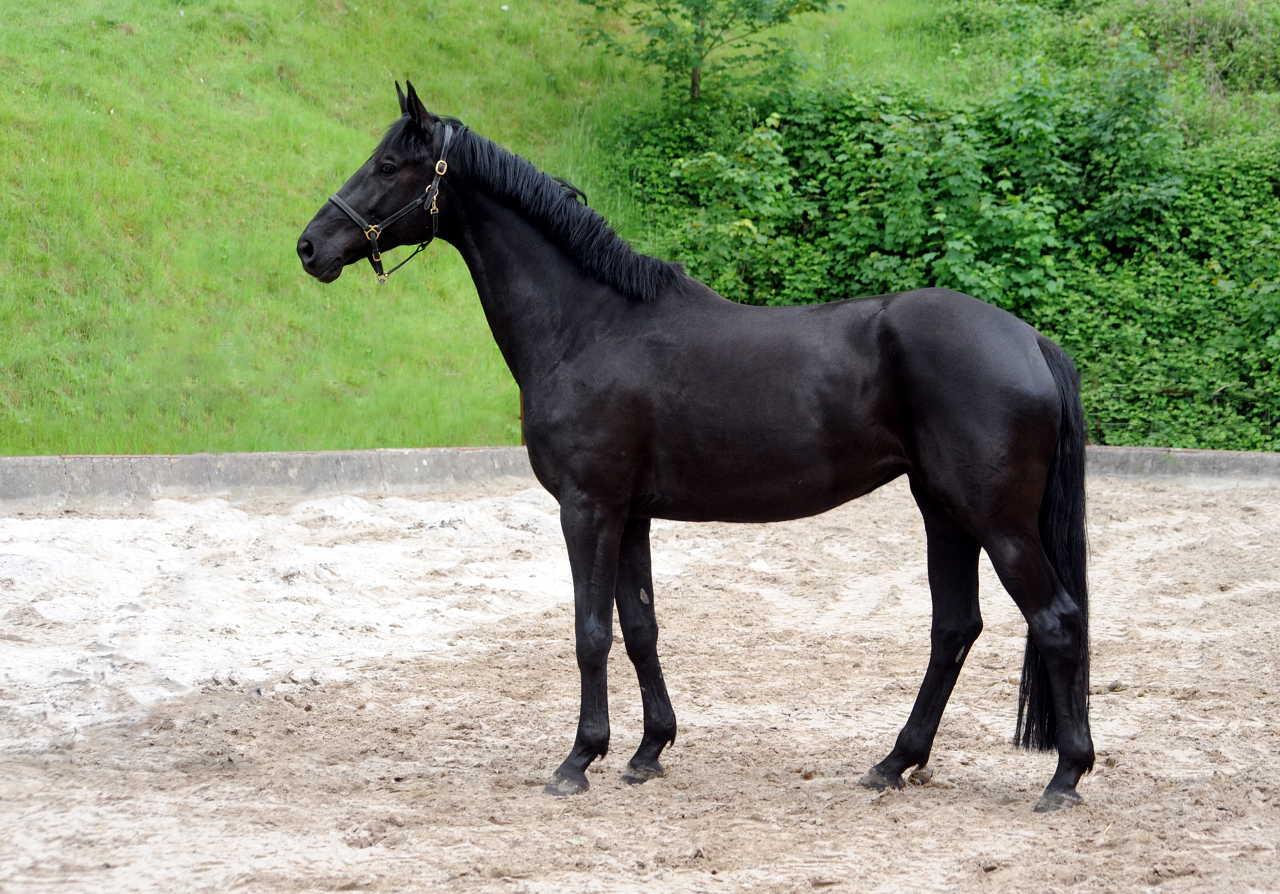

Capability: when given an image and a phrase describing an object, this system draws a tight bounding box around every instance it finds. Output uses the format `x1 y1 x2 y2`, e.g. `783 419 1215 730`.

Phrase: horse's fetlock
647 719 677 748
890 733 932 769
1059 735 1095 773
577 730 609 761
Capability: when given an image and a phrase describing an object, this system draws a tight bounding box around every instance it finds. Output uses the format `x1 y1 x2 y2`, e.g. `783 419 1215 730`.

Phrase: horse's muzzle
297 235 344 283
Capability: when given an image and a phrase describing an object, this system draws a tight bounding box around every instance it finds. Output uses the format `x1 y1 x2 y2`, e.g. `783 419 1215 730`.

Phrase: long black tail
1016 338 1090 751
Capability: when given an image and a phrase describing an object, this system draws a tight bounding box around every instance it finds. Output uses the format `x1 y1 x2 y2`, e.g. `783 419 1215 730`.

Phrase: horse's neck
447 191 617 389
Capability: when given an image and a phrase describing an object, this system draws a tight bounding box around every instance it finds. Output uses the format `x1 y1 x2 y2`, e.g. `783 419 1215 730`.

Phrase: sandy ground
1 476 1277 893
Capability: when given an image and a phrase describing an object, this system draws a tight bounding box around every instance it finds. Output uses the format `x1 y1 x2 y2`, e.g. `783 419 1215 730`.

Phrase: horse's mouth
315 257 344 283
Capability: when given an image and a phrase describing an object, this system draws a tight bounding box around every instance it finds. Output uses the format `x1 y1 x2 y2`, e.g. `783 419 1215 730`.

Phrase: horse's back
655 284 1059 453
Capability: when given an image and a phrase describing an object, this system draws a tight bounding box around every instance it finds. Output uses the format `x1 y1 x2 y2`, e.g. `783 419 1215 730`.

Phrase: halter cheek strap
327 123 455 284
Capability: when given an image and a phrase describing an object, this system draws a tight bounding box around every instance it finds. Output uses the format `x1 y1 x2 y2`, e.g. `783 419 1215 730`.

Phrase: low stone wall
1085 445 1280 488
0 444 1275 510
0 447 534 510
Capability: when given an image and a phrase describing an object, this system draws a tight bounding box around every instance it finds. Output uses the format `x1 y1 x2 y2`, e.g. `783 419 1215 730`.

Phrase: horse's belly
638 444 907 523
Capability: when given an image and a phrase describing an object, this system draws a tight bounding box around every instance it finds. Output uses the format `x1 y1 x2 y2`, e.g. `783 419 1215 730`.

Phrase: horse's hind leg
982 531 1094 811
613 518 677 784
860 476 982 791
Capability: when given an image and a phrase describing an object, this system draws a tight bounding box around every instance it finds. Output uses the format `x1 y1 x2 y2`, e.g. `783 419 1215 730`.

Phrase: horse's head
297 81 455 283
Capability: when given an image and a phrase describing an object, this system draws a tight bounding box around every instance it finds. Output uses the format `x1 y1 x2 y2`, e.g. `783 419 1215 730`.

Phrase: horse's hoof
908 765 934 786
620 761 665 785
543 771 589 797
1033 789 1084 813
858 767 904 792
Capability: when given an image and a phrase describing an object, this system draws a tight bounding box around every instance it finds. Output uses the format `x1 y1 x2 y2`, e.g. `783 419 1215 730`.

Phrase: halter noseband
327 123 456 284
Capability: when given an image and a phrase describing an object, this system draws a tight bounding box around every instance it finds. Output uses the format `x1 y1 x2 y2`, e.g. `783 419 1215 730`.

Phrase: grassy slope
0 0 638 453
0 0 951 455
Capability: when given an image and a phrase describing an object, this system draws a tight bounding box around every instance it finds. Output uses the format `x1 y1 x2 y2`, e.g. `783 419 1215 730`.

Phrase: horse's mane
380 116 684 302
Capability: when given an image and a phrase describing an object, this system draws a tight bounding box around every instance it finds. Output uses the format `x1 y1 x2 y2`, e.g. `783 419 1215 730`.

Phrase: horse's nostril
297 237 315 262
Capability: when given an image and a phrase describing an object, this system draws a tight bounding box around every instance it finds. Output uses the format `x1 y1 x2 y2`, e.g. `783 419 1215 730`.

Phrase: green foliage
1084 0 1280 94
5 0 959 456
5 0 1277 454
609 20 1280 449
922 0 1280 137
578 0 840 101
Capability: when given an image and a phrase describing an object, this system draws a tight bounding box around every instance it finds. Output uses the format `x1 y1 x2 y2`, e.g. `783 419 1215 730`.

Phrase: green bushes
609 25 1280 449
924 0 1280 93
921 0 1280 135
577 0 839 103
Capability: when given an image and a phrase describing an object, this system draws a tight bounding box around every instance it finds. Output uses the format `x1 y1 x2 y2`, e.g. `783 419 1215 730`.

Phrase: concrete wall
1086 445 1280 488
0 447 534 510
0 444 1276 510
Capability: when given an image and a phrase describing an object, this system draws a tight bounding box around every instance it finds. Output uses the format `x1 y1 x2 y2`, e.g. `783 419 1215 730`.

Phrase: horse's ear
404 80 440 131
396 81 408 116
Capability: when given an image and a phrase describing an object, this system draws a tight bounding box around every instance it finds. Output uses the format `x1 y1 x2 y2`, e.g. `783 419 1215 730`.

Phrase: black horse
298 83 1094 812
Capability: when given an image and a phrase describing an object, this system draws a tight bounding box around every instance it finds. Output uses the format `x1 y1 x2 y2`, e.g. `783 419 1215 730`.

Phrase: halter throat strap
327 123 456 284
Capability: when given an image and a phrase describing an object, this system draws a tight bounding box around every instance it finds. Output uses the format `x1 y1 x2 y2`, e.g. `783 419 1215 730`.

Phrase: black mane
381 116 684 302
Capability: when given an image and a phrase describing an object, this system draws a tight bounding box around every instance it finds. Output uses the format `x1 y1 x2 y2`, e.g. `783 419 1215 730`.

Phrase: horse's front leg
543 494 626 797
613 518 677 784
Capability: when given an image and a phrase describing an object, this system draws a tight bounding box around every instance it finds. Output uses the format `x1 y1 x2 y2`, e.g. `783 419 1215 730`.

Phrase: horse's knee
622 618 658 663
576 622 612 671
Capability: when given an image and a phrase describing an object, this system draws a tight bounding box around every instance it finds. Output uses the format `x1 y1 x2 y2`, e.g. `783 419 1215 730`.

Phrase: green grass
789 0 986 89
0 0 952 454
0 0 639 453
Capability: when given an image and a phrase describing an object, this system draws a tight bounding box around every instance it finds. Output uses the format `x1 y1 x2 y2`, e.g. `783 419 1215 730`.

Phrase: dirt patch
1 478 1278 892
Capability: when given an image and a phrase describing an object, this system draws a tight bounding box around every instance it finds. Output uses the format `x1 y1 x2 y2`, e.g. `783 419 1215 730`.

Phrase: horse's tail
1016 337 1090 752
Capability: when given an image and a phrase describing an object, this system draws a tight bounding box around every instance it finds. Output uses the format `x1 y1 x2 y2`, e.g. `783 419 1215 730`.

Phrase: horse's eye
380 163 397 175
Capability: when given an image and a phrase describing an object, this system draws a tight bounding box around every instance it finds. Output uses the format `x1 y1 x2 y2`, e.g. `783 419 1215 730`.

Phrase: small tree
579 0 839 103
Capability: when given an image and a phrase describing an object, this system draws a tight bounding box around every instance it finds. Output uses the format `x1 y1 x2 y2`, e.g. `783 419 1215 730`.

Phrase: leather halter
328 124 456 283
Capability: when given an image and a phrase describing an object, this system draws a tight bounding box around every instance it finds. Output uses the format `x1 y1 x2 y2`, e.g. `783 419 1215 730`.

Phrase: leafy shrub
927 0 1280 96
919 0 1048 42
1117 0 1280 94
608 35 1280 449
578 0 839 102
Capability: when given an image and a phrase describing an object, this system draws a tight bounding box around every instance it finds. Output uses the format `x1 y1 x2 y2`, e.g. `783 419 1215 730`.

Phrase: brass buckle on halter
364 223 383 262
435 160 448 176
